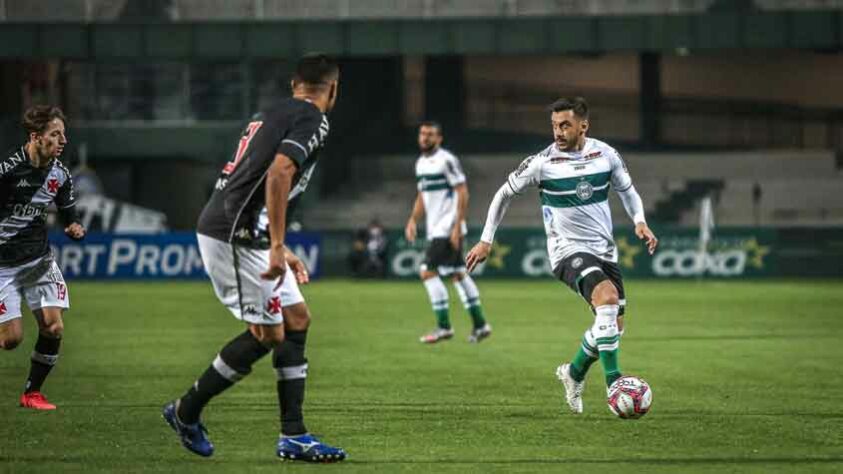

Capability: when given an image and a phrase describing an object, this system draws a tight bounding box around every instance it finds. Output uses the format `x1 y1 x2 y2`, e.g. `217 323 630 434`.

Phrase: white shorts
0 253 70 325
197 233 305 325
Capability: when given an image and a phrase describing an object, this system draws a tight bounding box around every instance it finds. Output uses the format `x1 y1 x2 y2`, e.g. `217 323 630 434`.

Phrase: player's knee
40 320 64 339
450 272 465 283
591 281 619 307
0 334 23 350
420 270 437 280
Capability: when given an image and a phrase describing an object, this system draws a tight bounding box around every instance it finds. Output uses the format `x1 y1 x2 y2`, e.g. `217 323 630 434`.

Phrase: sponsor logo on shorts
572 257 583 269
576 181 593 200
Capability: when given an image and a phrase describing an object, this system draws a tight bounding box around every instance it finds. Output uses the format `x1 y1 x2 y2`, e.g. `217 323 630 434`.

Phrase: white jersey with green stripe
506 138 632 266
415 147 468 240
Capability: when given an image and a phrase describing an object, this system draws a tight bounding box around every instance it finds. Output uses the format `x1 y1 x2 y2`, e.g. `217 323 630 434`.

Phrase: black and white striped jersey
0 146 78 266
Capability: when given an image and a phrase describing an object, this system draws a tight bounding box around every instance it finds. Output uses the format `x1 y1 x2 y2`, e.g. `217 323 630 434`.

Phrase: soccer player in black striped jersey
162 54 346 462
0 105 85 410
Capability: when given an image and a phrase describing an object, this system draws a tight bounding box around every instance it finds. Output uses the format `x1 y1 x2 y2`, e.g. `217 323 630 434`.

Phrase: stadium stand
305 150 843 229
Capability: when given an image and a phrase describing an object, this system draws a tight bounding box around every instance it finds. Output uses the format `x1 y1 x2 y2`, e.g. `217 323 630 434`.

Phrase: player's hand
64 222 85 240
285 248 310 285
465 241 491 273
404 219 417 243
449 227 462 250
635 223 658 255
261 245 287 289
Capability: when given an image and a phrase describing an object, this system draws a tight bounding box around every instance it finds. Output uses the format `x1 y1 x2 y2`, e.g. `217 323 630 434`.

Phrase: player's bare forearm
266 154 296 249
452 183 468 236
405 193 425 242
409 193 425 223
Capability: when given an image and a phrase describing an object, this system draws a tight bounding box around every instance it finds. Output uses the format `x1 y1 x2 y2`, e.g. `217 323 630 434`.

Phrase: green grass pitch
2 279 842 473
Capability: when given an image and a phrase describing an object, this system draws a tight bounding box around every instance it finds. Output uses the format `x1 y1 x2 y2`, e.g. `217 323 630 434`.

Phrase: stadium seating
305 149 843 229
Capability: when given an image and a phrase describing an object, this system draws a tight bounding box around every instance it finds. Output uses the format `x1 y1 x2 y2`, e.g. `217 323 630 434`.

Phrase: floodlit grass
2 279 842 473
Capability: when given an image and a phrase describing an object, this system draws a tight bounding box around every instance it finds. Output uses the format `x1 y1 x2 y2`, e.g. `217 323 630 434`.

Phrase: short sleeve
506 155 541 194
55 172 76 210
444 155 466 187
276 109 327 168
609 148 633 192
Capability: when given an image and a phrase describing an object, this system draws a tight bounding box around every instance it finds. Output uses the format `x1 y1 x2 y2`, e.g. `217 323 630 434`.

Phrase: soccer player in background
405 122 491 344
466 98 658 413
0 105 85 410
162 54 346 462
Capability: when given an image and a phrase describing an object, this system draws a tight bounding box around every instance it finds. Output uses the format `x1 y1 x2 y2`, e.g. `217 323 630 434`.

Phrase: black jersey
197 98 329 246
0 146 78 266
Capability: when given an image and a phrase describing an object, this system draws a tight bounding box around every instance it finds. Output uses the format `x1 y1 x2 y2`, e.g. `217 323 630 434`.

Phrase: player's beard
419 143 436 154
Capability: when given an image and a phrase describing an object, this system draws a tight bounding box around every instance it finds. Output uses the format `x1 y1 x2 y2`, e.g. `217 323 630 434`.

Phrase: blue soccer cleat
162 401 215 457
276 434 347 463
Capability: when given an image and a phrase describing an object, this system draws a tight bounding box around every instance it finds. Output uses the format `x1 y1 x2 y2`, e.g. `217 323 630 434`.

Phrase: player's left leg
20 307 64 410
273 277 346 462
20 260 70 411
451 272 491 343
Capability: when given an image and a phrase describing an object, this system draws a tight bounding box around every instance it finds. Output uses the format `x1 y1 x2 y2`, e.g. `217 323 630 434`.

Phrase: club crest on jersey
576 181 594 200
46 178 60 194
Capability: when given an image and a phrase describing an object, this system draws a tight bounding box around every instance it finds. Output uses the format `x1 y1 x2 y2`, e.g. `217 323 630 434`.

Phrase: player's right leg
418 239 454 343
0 319 23 350
163 235 277 457
0 271 24 350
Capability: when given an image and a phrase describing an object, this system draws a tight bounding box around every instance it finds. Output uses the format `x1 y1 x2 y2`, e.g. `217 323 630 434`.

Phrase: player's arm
449 183 468 249
404 192 425 243
262 109 325 283
55 174 85 240
465 183 516 272
260 153 297 283
611 151 658 254
466 155 539 272
284 245 309 285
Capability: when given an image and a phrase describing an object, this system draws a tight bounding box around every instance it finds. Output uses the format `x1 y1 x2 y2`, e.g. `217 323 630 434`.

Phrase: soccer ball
607 375 652 419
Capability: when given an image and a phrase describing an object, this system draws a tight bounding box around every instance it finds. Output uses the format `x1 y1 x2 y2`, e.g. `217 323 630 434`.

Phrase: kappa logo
572 257 583 269
16 179 31 187
242 305 260 317
576 181 594 200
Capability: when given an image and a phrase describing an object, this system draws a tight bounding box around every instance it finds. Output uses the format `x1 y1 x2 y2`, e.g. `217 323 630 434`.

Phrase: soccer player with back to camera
465 97 658 414
162 54 346 462
0 105 86 410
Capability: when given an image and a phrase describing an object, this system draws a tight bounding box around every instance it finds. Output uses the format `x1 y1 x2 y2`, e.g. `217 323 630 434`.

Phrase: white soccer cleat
555 363 585 414
468 324 492 343
419 328 455 344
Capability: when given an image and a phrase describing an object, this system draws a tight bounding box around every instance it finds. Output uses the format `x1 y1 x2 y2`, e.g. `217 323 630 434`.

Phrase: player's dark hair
293 53 339 85
23 105 67 137
549 97 589 119
419 120 443 134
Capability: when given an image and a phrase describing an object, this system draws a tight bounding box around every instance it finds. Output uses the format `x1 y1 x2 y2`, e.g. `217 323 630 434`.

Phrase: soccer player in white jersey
405 122 491 344
466 98 658 413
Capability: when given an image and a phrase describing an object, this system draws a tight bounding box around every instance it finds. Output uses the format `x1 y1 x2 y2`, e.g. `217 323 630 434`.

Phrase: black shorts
553 252 626 315
421 238 465 275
